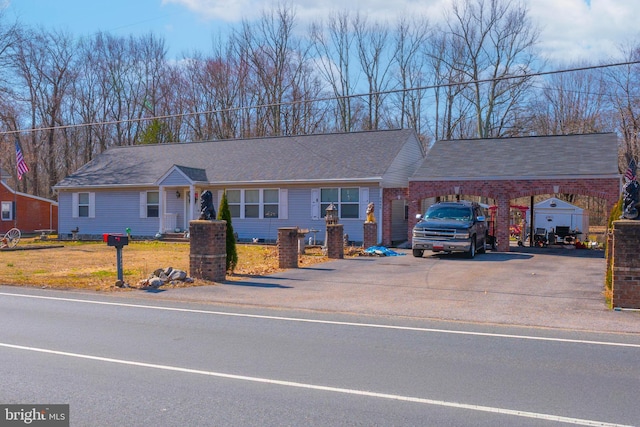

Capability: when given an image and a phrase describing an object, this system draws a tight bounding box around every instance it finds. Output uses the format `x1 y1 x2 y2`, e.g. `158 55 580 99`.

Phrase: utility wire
2 60 639 137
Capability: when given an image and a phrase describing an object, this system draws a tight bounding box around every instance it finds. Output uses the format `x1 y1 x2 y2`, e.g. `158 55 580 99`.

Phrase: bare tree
310 11 359 132
390 17 430 135
354 14 393 130
234 4 309 137
526 65 608 136
443 0 540 138
11 28 77 197
604 44 640 172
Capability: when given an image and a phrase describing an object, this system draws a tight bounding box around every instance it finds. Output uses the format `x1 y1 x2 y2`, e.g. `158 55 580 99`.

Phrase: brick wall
277 227 299 269
0 185 58 234
189 220 227 282
612 220 640 308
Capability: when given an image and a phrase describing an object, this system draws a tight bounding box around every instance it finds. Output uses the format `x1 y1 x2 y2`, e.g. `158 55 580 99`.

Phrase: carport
404 133 621 252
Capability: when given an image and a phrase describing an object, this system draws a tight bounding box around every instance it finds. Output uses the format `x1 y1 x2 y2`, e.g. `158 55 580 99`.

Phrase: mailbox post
103 233 129 284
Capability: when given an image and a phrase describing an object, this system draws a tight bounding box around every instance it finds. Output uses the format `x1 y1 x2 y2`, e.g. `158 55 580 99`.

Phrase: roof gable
534 197 582 212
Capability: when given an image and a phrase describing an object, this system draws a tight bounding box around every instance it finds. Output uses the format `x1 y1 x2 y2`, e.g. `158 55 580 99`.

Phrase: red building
1 170 58 235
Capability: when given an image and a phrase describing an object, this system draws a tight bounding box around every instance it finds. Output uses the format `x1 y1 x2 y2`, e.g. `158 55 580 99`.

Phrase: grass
0 236 336 291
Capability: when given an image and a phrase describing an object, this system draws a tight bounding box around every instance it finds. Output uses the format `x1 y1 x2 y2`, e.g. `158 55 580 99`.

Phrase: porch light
176 191 181 198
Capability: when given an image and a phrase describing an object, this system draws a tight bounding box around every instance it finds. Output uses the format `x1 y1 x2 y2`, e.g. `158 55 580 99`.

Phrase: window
73 192 95 218
226 190 241 218
263 189 279 218
321 187 359 219
244 189 259 218
146 191 159 218
225 189 280 219
78 192 90 217
1 201 12 221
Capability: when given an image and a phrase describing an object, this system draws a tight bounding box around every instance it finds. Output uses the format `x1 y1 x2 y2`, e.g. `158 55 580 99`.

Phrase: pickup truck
411 200 490 258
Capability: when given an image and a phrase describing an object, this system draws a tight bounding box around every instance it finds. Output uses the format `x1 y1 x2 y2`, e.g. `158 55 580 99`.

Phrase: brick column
495 196 511 252
612 220 640 308
278 227 299 269
363 222 377 248
326 224 344 259
189 220 226 282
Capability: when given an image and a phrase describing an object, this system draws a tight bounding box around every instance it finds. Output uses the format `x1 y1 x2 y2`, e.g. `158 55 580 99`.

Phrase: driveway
141 246 640 334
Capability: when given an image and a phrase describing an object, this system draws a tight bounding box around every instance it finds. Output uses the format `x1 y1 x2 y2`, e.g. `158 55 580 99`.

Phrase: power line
2 60 639 137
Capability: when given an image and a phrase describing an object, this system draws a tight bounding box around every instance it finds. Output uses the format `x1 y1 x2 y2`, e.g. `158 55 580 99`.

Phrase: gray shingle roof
411 133 620 181
54 129 418 189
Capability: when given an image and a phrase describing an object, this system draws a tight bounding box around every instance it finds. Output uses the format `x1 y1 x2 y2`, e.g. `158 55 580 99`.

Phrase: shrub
218 190 238 272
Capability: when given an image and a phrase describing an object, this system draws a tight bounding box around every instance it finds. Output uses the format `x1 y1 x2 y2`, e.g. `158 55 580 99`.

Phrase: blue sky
6 0 640 63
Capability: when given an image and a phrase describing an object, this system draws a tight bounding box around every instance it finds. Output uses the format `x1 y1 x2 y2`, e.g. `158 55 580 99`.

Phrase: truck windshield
425 206 472 221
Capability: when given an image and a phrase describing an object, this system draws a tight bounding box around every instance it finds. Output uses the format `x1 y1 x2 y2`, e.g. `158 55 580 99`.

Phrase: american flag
624 158 637 182
15 139 29 180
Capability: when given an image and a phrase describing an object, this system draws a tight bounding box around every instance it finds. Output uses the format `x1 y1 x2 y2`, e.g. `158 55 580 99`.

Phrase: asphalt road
1 289 639 426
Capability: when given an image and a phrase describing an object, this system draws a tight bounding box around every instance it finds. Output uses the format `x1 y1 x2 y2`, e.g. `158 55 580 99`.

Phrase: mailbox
103 233 128 247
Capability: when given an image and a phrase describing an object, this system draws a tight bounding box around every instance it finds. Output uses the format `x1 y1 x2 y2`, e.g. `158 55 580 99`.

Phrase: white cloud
164 0 640 63
529 0 640 63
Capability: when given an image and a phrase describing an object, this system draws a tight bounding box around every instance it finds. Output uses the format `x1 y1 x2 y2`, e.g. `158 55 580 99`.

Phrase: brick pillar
612 220 640 308
363 222 377 248
326 224 344 259
496 196 510 252
278 227 299 269
189 220 226 282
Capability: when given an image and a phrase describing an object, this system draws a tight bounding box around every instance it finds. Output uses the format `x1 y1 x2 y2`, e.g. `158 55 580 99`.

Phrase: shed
526 197 589 236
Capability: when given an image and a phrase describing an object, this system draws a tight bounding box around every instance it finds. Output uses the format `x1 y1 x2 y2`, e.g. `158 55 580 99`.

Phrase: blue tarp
363 246 405 256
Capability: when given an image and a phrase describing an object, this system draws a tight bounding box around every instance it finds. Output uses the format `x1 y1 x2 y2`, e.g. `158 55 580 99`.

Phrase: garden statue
365 202 376 223
622 179 639 220
199 190 216 220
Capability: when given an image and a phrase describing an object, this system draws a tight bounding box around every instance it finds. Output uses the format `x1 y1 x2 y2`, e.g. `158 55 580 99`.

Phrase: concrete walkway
142 246 640 334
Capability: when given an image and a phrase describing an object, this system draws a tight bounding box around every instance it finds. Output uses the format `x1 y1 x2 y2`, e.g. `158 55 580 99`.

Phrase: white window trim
72 192 95 218
140 191 160 218
1 201 12 221
220 188 285 219
317 186 364 220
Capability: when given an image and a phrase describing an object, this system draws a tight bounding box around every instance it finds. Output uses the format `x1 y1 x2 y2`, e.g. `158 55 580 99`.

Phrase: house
53 129 425 244
0 167 59 235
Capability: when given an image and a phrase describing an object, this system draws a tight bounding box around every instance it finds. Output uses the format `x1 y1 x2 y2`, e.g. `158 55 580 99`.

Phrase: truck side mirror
416 213 422 219
476 215 486 222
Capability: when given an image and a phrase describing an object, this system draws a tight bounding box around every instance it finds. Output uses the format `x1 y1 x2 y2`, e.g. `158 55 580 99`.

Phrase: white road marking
1 291 639 348
0 341 632 427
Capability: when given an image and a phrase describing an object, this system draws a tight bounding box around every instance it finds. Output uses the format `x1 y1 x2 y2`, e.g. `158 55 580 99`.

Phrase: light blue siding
160 169 189 186
58 185 382 244
59 189 160 238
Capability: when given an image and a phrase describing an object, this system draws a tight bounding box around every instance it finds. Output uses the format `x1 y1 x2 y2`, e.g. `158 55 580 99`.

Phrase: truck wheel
412 249 424 258
466 238 476 259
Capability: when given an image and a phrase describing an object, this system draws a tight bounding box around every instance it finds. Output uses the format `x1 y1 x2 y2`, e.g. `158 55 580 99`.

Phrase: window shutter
359 187 369 220
89 192 96 218
311 188 319 220
279 189 288 219
140 192 147 218
72 193 79 218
